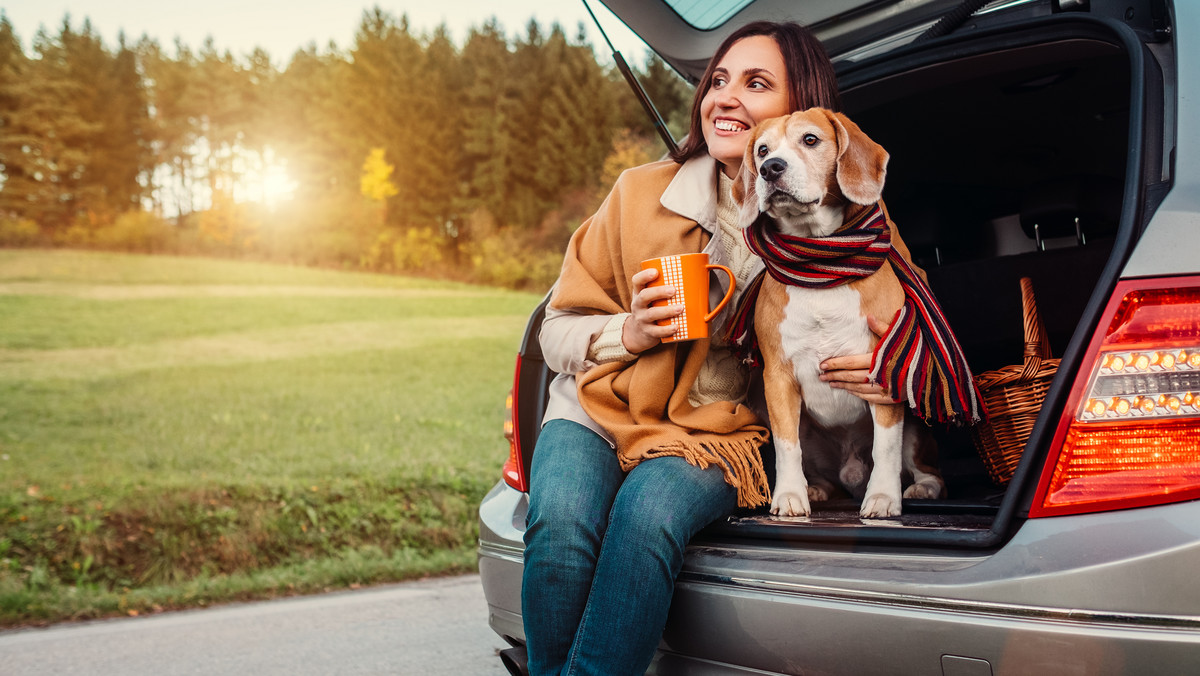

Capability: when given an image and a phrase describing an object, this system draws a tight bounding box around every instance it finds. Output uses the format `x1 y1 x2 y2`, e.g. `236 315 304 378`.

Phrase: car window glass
665 0 755 30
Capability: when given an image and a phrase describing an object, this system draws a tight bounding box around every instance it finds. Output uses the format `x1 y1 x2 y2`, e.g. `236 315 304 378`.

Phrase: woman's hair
670 21 841 163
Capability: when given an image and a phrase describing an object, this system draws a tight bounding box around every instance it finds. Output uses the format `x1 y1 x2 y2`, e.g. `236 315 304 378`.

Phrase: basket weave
971 277 1060 485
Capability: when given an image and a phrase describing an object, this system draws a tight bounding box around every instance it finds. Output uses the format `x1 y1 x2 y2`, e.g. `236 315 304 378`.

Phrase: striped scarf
732 203 982 424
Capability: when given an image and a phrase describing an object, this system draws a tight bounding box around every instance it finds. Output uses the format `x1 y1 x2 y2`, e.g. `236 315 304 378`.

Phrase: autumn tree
0 14 35 218
360 146 398 222
456 19 513 239
140 38 200 218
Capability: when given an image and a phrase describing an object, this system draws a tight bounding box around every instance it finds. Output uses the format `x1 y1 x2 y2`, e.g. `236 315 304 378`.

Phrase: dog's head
732 108 889 236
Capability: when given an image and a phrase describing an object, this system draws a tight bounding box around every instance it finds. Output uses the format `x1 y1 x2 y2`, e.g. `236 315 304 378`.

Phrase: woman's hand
622 267 684 354
818 314 901 405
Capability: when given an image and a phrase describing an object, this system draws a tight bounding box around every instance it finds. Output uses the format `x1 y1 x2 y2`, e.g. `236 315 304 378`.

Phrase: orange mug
639 253 735 343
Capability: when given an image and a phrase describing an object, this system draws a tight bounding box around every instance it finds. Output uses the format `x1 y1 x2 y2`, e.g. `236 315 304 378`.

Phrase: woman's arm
541 268 684 375
818 314 899 405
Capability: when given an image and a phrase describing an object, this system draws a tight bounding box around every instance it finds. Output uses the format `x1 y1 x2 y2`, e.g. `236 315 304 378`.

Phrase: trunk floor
721 499 998 533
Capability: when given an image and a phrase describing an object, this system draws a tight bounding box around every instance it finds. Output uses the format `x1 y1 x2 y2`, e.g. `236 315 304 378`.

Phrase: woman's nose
713 86 740 108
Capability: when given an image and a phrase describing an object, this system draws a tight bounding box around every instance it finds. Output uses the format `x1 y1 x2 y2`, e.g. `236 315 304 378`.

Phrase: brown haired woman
518 21 888 676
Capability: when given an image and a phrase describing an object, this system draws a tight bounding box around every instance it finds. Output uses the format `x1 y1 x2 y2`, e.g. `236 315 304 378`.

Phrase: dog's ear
733 126 762 228
827 110 889 205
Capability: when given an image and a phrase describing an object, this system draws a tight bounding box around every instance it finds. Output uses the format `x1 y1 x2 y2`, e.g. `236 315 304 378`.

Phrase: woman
519 21 888 676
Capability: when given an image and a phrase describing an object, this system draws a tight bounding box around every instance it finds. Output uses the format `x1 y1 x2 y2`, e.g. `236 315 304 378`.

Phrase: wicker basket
971 277 1061 485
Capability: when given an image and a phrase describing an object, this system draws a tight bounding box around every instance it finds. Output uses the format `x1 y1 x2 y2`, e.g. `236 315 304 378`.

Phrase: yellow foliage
360 147 399 202
198 192 259 250
0 215 40 246
599 130 656 197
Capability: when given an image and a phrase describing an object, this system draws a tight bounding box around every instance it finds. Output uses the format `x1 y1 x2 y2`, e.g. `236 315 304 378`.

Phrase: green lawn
0 249 542 626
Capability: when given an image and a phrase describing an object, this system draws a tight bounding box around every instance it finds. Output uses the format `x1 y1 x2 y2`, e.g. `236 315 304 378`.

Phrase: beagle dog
732 109 945 518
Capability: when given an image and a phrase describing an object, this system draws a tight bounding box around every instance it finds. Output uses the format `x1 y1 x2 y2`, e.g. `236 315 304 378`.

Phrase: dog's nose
760 157 787 182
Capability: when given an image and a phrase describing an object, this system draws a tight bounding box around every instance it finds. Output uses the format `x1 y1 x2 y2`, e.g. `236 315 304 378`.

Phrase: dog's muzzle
760 157 787 183
758 156 820 215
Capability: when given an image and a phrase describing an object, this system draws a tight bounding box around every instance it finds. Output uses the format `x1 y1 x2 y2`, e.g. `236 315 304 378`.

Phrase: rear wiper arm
582 0 679 155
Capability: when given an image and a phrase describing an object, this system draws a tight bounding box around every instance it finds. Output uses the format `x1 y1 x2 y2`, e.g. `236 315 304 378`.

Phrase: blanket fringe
623 434 771 509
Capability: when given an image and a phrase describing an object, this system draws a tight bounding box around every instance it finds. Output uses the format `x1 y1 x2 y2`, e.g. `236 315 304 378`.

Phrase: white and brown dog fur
732 108 945 518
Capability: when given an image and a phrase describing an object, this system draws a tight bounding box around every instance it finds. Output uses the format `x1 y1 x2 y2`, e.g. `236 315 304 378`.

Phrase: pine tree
636 54 693 148
0 14 34 218
406 25 467 236
96 33 151 214
4 20 102 231
140 38 201 218
457 19 513 235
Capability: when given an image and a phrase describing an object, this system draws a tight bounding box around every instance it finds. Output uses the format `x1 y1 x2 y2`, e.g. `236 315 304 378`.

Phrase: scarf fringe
622 434 771 509
869 253 983 424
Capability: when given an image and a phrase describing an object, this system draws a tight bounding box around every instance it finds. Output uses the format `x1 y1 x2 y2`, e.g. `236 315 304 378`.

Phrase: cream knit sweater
588 170 757 406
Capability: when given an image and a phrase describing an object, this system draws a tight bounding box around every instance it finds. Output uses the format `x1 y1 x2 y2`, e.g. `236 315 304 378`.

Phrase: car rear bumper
478 480 1200 674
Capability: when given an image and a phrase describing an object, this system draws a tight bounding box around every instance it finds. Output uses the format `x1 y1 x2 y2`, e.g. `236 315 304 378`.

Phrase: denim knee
525 420 623 551
606 457 738 556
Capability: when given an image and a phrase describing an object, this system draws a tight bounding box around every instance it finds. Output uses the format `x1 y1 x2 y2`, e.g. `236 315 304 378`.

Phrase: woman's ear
828 110 889 205
734 129 762 228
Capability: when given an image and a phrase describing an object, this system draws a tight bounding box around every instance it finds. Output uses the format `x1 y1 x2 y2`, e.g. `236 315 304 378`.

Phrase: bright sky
1 0 650 66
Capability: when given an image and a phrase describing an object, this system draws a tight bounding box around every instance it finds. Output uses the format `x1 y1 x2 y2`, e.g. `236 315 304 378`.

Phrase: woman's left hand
818 314 901 405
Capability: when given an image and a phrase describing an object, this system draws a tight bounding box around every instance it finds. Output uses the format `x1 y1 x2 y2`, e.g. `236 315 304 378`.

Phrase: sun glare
235 148 298 209
243 163 298 208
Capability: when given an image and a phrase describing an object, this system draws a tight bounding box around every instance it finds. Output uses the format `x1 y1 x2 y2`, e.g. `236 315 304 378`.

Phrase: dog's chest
776 284 873 365
769 284 875 426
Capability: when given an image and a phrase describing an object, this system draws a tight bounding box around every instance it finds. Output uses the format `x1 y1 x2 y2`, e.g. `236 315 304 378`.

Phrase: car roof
598 0 1030 81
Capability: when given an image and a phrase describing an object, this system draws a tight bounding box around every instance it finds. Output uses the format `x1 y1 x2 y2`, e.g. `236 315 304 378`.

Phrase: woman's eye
803 134 819 146
757 144 769 158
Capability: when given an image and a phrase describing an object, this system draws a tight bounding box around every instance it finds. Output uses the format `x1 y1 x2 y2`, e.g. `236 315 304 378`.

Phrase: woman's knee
525 421 623 545
607 458 737 548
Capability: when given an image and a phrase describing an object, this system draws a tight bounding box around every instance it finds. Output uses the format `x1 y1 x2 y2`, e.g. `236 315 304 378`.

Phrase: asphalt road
0 574 512 675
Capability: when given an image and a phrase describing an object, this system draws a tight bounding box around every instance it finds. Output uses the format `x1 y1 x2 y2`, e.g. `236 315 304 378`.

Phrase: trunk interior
708 20 1142 544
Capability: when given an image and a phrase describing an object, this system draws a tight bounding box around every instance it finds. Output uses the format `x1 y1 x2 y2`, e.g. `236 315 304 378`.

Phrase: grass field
0 249 543 626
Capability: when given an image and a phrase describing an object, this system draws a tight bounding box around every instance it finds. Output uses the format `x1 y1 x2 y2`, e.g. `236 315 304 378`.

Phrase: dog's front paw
860 493 902 518
903 478 945 500
771 491 812 517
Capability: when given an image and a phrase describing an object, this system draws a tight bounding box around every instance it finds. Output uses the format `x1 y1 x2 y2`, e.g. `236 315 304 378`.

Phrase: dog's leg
902 422 946 499
766 366 811 517
860 403 905 517
757 288 813 517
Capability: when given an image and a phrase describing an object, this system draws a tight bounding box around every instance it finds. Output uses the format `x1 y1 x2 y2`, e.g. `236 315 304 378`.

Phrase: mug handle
704 264 736 322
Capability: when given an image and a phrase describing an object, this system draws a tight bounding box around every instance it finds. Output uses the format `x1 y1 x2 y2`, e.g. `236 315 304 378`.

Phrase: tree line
0 7 693 289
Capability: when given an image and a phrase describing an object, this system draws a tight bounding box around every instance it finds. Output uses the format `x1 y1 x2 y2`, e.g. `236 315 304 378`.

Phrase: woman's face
700 35 791 178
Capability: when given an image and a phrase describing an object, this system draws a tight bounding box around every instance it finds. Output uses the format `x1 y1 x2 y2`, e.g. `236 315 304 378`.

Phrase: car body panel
1126 2 1196 278
481 481 1200 672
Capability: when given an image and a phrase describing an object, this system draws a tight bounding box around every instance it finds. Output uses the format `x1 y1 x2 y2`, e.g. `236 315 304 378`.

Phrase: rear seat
925 242 1112 373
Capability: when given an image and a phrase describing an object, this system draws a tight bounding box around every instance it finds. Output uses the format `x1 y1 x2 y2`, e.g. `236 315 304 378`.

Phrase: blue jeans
522 419 738 676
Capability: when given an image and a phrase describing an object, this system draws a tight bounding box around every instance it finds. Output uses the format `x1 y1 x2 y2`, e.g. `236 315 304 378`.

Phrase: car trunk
702 8 1169 547
512 2 1171 549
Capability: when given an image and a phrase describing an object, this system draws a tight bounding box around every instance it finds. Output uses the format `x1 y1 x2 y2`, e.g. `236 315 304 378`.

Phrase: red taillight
1031 277 1200 517
502 356 529 492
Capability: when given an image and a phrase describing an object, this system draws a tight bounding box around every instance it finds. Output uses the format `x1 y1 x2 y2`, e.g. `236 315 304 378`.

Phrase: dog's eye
757 144 769 158
803 134 819 146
